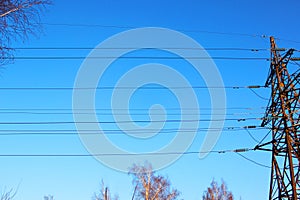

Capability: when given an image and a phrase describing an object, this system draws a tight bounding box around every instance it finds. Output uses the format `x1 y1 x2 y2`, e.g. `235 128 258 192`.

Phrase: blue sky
0 0 300 199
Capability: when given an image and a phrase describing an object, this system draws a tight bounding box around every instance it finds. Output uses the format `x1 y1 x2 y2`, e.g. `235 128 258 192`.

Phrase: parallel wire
0 117 263 125
0 127 267 136
0 146 270 169
1 22 291 169
0 148 270 169
0 24 278 167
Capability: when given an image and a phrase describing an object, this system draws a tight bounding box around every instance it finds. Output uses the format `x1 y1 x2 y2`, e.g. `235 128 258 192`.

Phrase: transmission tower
255 36 300 199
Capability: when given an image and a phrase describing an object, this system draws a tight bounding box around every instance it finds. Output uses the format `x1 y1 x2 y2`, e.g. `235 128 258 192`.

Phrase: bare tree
93 180 119 200
44 195 54 200
202 180 234 200
129 163 180 200
1 188 16 200
0 0 51 65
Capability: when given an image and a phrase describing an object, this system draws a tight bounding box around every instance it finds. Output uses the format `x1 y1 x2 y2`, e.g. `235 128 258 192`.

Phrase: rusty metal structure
255 36 300 199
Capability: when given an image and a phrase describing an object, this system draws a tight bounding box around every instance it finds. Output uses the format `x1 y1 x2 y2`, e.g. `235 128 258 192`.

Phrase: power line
41 23 269 39
291 60 300 67
11 46 299 53
274 37 300 44
41 23 300 44
7 46 298 56
0 148 254 157
0 126 267 136
0 118 264 125
0 148 270 169
235 152 271 168
0 107 267 111
248 88 269 101
256 129 272 147
11 47 270 51
0 85 267 90
0 126 266 132
244 128 260 143
0 111 265 116
18 47 300 51
3 56 269 60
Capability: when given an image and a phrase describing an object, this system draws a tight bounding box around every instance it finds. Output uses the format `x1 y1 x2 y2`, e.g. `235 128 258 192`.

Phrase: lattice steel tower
255 36 300 199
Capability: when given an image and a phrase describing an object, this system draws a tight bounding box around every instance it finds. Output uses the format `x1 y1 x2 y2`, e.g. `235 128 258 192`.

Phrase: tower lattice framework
256 36 300 200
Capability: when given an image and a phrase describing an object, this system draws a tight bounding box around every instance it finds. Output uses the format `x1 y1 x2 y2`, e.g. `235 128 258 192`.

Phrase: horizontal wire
0 126 267 134
0 127 267 136
0 107 267 111
0 126 267 132
41 23 269 39
274 37 300 44
41 23 300 44
11 47 270 51
2 56 269 60
10 47 298 52
0 148 254 157
7 46 297 53
0 111 265 116
0 85 268 90
0 23 283 167
0 148 269 168
0 118 264 125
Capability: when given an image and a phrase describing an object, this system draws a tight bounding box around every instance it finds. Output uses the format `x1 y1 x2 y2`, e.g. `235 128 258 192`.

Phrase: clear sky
0 0 300 200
